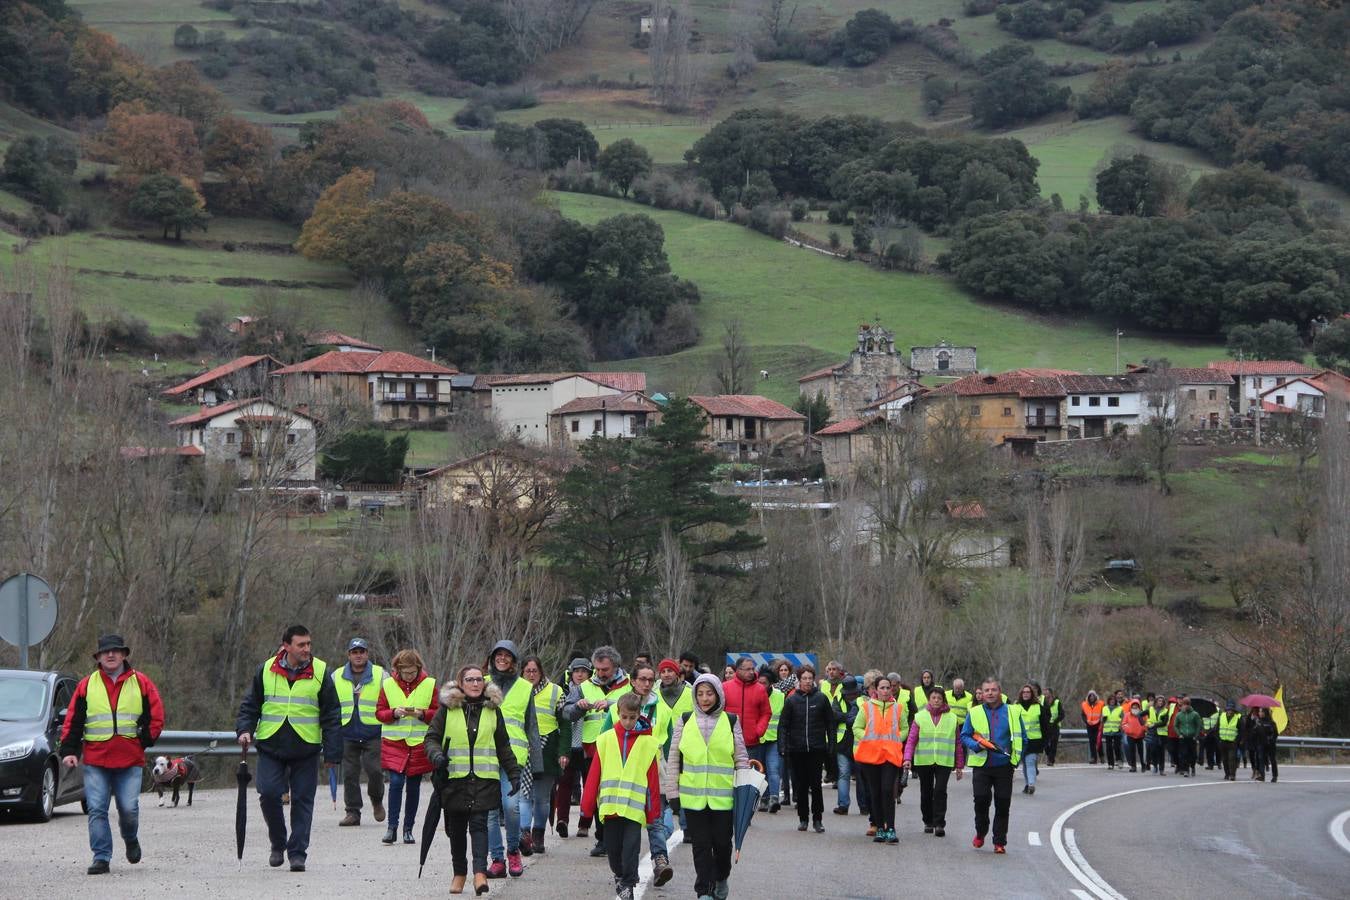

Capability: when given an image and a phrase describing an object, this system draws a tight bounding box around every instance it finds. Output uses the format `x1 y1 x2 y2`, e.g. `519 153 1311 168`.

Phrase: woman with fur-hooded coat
427 666 522 894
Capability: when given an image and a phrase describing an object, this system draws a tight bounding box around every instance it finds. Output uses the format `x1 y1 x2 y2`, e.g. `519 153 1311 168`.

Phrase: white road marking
1071 891 1096 900
634 827 683 900
1029 831 1042 846
1050 779 1350 900
1330 810 1350 856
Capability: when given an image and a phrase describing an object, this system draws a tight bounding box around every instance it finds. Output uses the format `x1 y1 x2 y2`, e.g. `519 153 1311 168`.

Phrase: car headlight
0 740 35 761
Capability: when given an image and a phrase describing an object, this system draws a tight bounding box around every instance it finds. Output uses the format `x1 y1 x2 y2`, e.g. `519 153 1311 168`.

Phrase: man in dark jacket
236 624 341 872
777 664 835 832
334 637 386 827
60 634 165 875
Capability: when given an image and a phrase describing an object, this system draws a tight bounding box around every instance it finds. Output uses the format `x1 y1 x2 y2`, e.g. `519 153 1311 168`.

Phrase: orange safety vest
853 700 906 767
1081 699 1105 725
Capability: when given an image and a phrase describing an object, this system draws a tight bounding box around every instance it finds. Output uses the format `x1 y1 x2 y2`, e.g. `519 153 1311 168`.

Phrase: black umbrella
417 787 443 878
1190 698 1217 718
235 749 252 870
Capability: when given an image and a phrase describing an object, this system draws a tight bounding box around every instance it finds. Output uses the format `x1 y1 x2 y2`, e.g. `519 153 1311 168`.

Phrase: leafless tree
650 0 698 111
637 526 698 659
501 0 599 60
1018 489 1089 685
715 319 753 395
1135 363 1186 494
759 0 799 44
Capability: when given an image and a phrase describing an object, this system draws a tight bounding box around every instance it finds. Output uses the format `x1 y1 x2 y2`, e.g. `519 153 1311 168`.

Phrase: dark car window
0 676 48 720
54 680 74 718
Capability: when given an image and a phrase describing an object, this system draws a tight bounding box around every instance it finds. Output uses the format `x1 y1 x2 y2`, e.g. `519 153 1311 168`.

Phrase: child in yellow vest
582 692 661 900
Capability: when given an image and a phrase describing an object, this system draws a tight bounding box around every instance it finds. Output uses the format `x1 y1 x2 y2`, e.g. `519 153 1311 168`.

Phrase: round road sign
0 573 58 648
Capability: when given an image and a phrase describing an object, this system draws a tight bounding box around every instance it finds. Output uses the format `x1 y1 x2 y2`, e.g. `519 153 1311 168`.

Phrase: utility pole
1115 330 1123 375
425 347 436 363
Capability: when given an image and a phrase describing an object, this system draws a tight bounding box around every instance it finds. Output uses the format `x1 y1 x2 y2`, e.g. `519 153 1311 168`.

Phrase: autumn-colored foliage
87 101 203 184
151 62 226 134
204 116 275 214
66 29 157 116
296 168 377 262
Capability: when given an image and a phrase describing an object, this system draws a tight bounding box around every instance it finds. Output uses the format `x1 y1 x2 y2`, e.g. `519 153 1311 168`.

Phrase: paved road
4 764 1348 898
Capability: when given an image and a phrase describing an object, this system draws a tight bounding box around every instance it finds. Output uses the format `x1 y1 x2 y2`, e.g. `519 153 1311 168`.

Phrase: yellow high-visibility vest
257 658 329 744
83 671 142 742
442 706 499 781
677 713 735 811
332 665 384 727
595 728 658 825
381 676 436 746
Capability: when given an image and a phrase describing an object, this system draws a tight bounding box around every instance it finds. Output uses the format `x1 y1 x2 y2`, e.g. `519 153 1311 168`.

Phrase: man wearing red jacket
59 634 165 875
722 656 771 769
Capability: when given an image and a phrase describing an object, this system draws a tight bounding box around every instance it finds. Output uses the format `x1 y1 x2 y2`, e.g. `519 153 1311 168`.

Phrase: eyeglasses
462 676 485 683
634 676 655 683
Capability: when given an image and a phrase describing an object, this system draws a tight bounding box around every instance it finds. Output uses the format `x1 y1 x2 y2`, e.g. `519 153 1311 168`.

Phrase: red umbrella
1239 694 1282 708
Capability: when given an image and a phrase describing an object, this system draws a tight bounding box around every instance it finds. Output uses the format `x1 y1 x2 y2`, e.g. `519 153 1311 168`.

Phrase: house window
1002 407 1012 417
226 432 235 444
1107 396 1119 407
592 418 602 434
1071 396 1080 406
937 352 950 371
1208 389 1216 400
1088 396 1100 407
286 433 296 445
725 416 734 432
969 405 981 417
1276 377 1286 386
1187 389 1197 400
571 420 580 433
313 374 321 382
1275 395 1285 406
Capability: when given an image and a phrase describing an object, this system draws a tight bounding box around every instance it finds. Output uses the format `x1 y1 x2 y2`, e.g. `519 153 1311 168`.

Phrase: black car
0 669 85 821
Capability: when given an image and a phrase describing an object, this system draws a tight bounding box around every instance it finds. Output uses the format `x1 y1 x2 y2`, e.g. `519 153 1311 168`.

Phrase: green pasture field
403 429 452 467
552 191 1224 396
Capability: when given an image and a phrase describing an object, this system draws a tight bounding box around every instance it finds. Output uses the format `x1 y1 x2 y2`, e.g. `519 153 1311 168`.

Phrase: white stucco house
1061 374 1145 437
169 398 319 482
549 391 662 444
480 372 646 445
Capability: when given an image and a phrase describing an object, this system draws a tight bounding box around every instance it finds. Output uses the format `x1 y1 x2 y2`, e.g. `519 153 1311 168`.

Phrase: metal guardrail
148 729 1350 758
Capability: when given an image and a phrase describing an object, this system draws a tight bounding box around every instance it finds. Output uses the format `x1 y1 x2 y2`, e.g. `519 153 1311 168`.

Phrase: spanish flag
1271 685 1288 734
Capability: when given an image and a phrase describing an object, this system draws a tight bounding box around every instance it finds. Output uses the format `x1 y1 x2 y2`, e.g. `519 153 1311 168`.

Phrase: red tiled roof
1206 360 1319 376
1159 367 1234 385
1261 401 1295 414
1309 370 1350 401
162 355 279 396
272 350 458 376
418 446 574 479
689 395 806 420
944 500 986 519
798 363 846 383
305 330 383 351
550 391 659 415
480 372 647 391
815 417 883 436
119 445 205 459
1006 367 1079 377
168 398 252 427
925 373 1066 399
1057 374 1139 393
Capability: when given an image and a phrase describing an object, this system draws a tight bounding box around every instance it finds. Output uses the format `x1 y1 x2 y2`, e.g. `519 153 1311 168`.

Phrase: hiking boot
507 850 524 876
519 833 534 857
934 827 945 837
832 806 848 815
87 860 110 875
813 820 825 833
403 827 415 844
531 827 546 854
339 813 360 827
590 841 607 857
556 821 569 838
382 827 397 844
269 849 284 867
125 839 141 864
576 826 589 839
797 821 808 831
653 854 673 886
372 800 386 823
872 828 885 843
885 829 899 845
486 859 507 879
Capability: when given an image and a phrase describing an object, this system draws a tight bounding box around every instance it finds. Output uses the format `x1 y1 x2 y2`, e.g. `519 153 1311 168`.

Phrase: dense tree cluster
1077 3 1350 191
522 213 701 359
1 135 77 211
319 429 410 484
942 161 1350 336
493 118 600 169
970 43 1072 128
424 2 525 85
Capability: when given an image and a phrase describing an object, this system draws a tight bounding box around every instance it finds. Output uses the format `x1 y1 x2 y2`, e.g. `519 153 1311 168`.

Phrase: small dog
151 755 202 807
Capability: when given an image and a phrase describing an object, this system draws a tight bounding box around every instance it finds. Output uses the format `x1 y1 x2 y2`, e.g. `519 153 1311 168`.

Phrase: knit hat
658 658 680 674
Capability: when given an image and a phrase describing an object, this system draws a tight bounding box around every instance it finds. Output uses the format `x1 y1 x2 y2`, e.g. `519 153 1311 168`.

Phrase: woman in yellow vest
581 692 661 900
375 649 438 845
904 686 965 838
664 673 751 900
852 675 907 844
427 665 521 896
517 655 565 856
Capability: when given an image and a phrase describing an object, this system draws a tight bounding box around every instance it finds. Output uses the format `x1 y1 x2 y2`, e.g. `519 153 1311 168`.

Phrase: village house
548 391 662 444
815 416 888 482
861 380 927 422
920 372 1067 445
168 398 318 482
1258 370 1350 420
414 447 570 540
1060 374 1144 438
270 350 459 422
1205 360 1321 416
481 372 646 445
797 324 917 419
1125 364 1234 428
305 330 383 353
161 354 280 406
688 394 807 460
910 340 977 376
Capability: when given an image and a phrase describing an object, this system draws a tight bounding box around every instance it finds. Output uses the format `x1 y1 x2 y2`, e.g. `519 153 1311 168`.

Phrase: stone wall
910 343 977 376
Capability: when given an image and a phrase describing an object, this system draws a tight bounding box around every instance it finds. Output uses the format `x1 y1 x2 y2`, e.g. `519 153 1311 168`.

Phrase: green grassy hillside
552 191 1223 400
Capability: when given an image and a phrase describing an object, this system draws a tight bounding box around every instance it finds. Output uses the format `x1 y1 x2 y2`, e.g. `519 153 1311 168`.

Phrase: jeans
83 764 141 863
647 806 669 859
604 816 643 890
445 808 489 876
341 739 384 814
1021 751 1038 788
257 752 319 862
835 751 854 809
764 742 782 802
519 774 555 833
971 764 1014 845
487 771 520 859
386 771 422 832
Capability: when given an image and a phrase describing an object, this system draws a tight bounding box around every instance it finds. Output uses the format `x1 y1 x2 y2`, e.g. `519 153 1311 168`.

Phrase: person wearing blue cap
333 637 386 827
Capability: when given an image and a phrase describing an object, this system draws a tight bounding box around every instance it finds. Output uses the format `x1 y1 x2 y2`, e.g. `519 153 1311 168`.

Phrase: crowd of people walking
50 628 1286 896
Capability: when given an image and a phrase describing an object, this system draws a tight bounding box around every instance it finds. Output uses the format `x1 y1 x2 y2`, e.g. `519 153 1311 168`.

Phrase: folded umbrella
1239 694 1282 709
418 779 444 878
328 764 338 811
732 761 767 864
235 749 252 871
